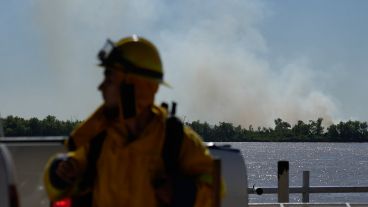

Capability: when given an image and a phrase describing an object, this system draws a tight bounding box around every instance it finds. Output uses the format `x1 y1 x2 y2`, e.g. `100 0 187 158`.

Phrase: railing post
213 158 221 207
302 171 310 202
278 160 289 202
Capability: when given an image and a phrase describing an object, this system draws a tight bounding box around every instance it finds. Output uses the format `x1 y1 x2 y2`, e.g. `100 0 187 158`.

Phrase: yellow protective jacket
44 105 215 207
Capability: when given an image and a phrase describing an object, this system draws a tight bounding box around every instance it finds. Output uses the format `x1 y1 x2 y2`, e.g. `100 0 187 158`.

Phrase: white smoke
32 0 337 126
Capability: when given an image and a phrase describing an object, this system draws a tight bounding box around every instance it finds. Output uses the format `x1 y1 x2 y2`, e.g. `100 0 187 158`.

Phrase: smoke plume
32 0 337 127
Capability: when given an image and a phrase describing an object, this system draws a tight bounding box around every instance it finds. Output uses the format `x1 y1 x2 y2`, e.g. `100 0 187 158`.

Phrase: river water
226 142 368 203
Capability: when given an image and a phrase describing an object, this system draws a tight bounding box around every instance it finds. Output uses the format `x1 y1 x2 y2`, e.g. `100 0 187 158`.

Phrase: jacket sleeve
180 126 217 207
43 145 89 201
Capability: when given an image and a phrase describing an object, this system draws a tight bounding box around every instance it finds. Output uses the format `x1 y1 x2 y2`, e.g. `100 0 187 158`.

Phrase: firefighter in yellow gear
44 35 216 207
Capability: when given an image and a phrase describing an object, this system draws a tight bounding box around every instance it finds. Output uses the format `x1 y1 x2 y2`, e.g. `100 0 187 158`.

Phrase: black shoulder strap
69 131 106 207
161 103 197 207
80 130 107 190
162 103 184 173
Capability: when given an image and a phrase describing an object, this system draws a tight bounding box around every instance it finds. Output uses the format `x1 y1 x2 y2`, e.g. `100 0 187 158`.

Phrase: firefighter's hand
55 158 80 183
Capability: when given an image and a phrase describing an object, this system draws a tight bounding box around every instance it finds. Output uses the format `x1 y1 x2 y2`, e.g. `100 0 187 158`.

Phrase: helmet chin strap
120 82 137 119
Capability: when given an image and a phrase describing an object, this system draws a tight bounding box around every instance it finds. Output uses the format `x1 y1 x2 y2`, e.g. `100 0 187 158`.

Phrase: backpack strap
162 102 184 174
71 130 107 207
161 102 197 207
80 130 107 190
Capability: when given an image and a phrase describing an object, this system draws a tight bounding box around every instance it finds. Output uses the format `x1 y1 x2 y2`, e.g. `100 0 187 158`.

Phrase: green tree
274 118 292 139
213 122 236 141
29 117 41 136
188 120 214 141
292 120 310 138
309 118 324 137
3 116 30 136
326 124 340 141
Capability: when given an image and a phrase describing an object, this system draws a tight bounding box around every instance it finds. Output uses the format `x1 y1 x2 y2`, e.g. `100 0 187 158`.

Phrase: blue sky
1 0 368 127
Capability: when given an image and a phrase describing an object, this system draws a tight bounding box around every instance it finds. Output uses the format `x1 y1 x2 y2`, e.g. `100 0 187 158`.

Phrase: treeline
0 115 81 137
187 118 368 142
2 115 368 142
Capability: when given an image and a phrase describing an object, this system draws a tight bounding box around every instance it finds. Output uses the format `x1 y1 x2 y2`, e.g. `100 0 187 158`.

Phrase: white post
302 171 310 202
278 161 289 202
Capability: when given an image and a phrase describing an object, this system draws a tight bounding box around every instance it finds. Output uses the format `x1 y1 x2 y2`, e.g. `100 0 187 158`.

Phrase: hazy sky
1 0 368 127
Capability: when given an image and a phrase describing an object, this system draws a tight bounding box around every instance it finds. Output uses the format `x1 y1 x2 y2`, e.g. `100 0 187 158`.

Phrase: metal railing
247 161 368 203
0 137 65 143
249 203 368 207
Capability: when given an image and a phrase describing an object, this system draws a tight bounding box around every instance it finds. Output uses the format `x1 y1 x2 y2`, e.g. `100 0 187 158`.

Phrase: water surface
226 142 368 203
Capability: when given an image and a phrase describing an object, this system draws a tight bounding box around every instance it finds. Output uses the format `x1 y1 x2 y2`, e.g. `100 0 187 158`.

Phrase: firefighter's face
98 68 121 108
98 67 159 114
123 74 159 113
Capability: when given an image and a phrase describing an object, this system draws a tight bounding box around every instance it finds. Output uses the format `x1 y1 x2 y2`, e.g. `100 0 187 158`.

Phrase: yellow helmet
98 35 167 85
